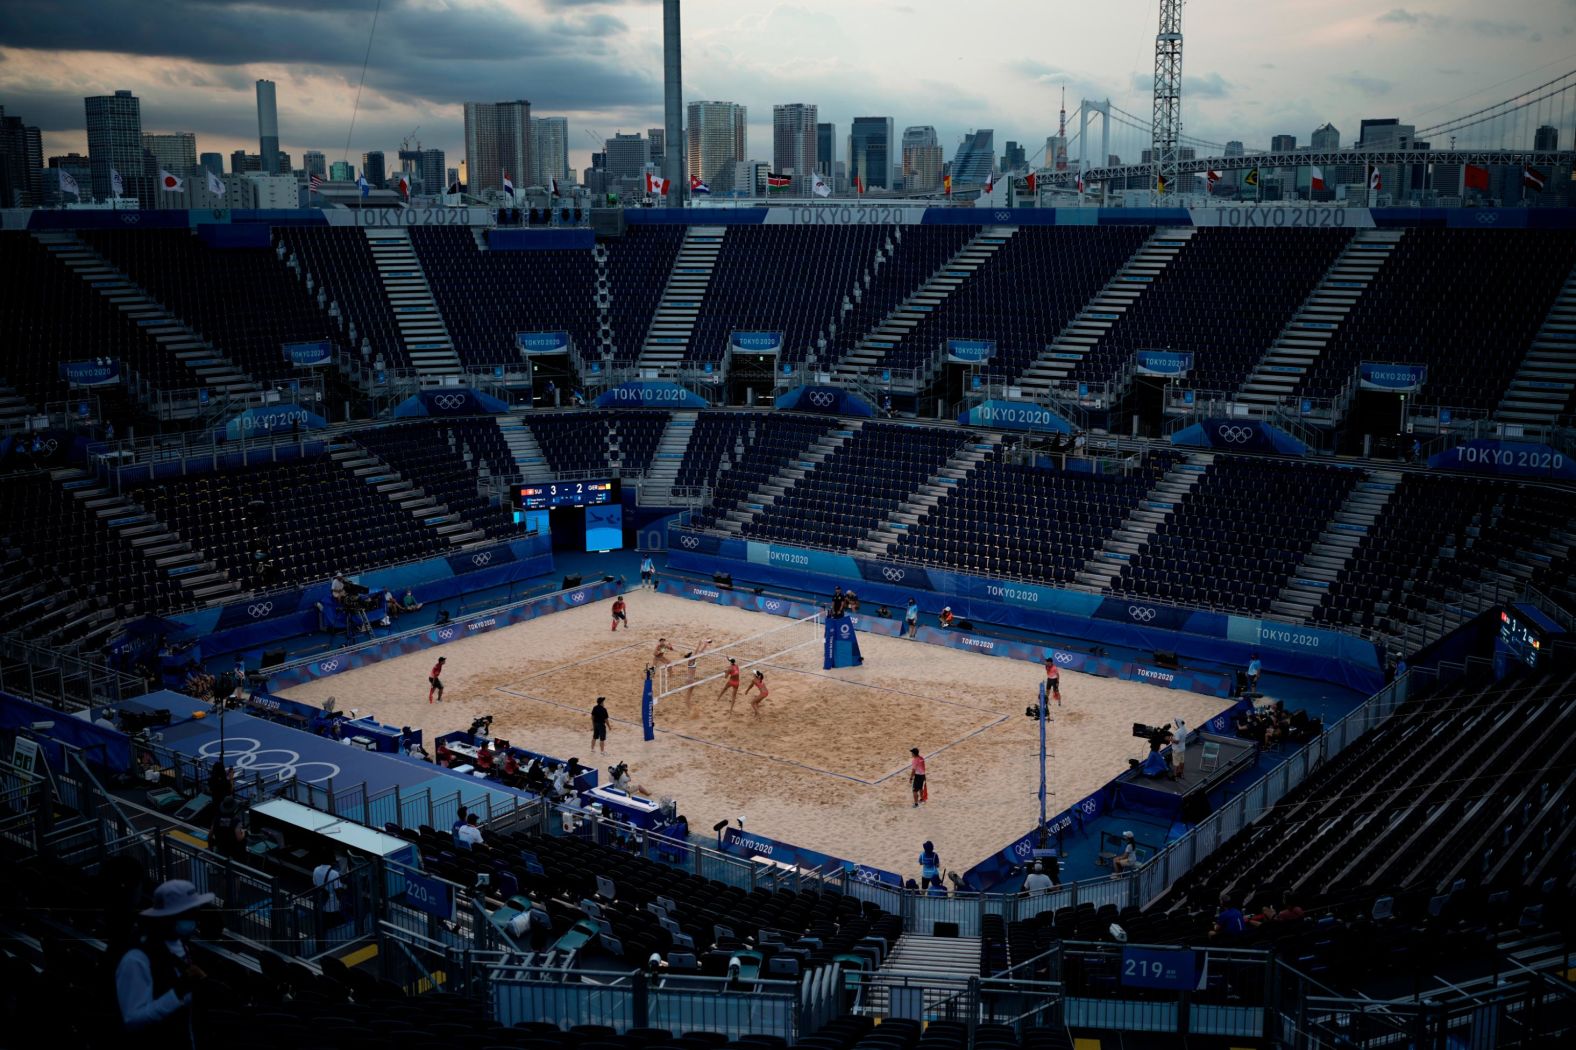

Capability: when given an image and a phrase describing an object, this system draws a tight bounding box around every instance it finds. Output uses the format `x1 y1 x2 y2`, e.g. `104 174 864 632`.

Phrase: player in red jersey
610 594 628 631
717 658 741 710
428 656 446 703
1044 655 1062 705
744 670 770 717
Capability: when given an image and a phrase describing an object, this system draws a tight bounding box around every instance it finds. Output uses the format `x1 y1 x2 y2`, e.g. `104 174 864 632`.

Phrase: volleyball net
652 611 824 703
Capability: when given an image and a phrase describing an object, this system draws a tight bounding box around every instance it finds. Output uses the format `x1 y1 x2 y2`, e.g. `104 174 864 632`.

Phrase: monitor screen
585 502 624 552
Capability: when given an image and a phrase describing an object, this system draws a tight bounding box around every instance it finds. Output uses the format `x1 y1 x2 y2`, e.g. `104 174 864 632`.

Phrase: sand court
278 591 1236 879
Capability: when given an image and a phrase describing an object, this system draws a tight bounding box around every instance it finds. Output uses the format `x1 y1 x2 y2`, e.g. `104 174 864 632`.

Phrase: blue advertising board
1170 418 1308 456
221 403 327 440
1359 362 1427 392
1120 947 1198 990
728 331 783 354
958 399 1074 434
391 388 511 417
946 339 996 364
60 358 121 387
721 827 901 886
1136 350 1194 377
593 381 710 408
516 331 571 354
776 385 876 417
396 868 455 920
1428 440 1575 480
282 340 333 367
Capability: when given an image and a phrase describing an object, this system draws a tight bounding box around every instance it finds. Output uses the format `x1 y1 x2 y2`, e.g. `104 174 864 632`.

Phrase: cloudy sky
2 0 1573 175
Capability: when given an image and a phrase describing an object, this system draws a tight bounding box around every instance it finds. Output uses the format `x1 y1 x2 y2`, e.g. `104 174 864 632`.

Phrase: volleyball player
717 657 741 710
744 669 770 717
610 594 628 632
652 637 674 667
1045 654 1062 705
428 656 446 703
685 638 713 681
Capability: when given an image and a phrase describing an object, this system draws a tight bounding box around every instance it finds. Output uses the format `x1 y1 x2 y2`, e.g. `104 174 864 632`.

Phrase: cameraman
208 796 247 861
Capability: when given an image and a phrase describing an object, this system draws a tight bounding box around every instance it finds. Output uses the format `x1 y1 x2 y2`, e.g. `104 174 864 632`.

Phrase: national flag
206 168 225 197
358 172 371 197
1206 169 1221 186
58 169 80 198
1310 166 1326 192
1244 167 1260 188
309 173 324 193
943 173 952 196
110 168 124 197
1523 165 1546 192
1075 172 1085 194
689 173 710 195
811 171 830 198
1366 163 1382 191
159 169 184 193
1024 171 1038 193
984 171 994 193
855 175 865 195
549 175 561 197
1463 164 1489 192
396 174 410 197
1157 175 1168 194
766 171 792 191
645 171 671 196
501 171 515 196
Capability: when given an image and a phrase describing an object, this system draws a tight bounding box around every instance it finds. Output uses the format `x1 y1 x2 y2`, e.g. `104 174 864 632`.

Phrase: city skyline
1 0 1570 184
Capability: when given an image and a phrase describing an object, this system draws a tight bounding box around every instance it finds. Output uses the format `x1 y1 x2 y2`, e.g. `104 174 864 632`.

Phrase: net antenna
654 611 823 702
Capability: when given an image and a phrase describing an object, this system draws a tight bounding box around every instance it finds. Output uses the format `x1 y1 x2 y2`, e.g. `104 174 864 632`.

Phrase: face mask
173 918 198 938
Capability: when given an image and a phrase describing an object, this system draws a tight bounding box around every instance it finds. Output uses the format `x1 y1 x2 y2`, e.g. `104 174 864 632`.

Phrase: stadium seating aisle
276 226 408 369
528 409 671 476
1297 228 1576 410
354 421 521 538
603 225 687 364
80 229 339 385
690 416 836 528
830 226 979 367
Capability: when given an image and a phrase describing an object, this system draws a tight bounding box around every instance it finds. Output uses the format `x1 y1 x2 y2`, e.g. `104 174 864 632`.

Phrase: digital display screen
514 479 620 510
1499 609 1541 668
585 503 624 552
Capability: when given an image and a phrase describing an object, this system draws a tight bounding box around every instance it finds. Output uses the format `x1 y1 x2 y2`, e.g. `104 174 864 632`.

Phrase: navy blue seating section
691 416 833 528
0 231 176 418
1297 229 1576 410
833 227 979 367
1109 458 1359 614
889 449 1172 583
1071 228 1350 394
882 226 1153 378
276 226 406 369
354 421 519 538
133 457 448 588
740 422 975 548
528 409 669 476
80 229 337 385
602 225 685 364
673 413 763 491
410 226 597 369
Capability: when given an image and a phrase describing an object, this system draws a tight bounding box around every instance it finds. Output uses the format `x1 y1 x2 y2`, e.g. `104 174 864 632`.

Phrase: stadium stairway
0 380 33 433
832 226 1017 383
328 439 488 545
638 226 726 376
1236 228 1403 415
1072 453 1211 591
1270 468 1401 622
1496 257 1576 426
364 228 462 379
715 421 855 534
1014 227 1194 400
32 230 262 409
859 434 1002 555
642 410 698 497
860 933 981 1014
494 416 548 478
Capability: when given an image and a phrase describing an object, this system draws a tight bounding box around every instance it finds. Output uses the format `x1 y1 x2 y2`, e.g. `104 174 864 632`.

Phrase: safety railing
0 632 149 710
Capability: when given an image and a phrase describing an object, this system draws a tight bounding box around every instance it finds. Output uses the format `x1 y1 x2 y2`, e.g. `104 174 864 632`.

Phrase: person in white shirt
1023 862 1055 895
116 879 215 1049
456 813 485 849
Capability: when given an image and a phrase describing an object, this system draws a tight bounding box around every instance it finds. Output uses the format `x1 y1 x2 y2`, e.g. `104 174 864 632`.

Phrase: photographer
115 880 215 1049
208 796 247 861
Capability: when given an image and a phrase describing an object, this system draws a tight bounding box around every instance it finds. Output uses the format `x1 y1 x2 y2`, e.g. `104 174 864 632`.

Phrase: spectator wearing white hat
116 879 214 1048
1112 831 1138 873
1023 862 1055 895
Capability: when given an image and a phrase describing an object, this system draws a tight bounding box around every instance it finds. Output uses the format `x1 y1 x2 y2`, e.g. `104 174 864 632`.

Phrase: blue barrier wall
0 691 133 772
666 528 1383 694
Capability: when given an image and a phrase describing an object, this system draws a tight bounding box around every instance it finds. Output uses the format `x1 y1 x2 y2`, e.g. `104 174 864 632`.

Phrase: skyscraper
256 80 280 174
302 151 326 178
1535 125 1559 151
230 150 262 174
84 90 148 203
1001 141 1026 172
0 107 43 207
200 152 224 176
816 123 836 178
463 100 532 196
901 126 942 194
951 129 995 186
604 133 650 180
142 133 197 178
647 128 665 167
361 151 386 189
687 101 747 193
1310 123 1340 150
531 117 570 188
329 160 354 182
848 117 895 190
772 103 818 193
1271 134 1297 153
416 149 446 194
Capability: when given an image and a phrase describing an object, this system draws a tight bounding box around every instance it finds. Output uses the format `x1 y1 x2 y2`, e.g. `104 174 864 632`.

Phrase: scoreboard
514 479 619 510
1499 608 1543 670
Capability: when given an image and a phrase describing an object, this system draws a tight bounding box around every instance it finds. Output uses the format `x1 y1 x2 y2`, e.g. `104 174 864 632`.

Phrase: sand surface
279 591 1233 880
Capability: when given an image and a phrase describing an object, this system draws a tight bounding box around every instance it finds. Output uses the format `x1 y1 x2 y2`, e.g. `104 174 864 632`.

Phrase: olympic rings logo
808 391 835 408
1216 425 1254 444
432 394 467 410
198 736 342 785
569 591 587 603
1128 606 1158 622
438 628 455 640
993 211 1011 221
764 600 782 612
1081 799 1098 815
881 567 906 581
1012 840 1034 858
318 659 340 673
680 536 699 549
471 552 492 566
1475 211 1497 224
246 602 274 618
1053 651 1075 665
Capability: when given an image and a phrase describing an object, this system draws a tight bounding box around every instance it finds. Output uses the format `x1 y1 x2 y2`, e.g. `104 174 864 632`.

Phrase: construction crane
399 126 421 152
1152 0 1184 195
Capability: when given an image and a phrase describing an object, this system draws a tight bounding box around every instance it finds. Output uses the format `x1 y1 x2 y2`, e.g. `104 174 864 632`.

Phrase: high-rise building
463 100 532 196
302 151 326 178
85 90 149 204
647 128 665 166
45 153 90 205
1001 140 1026 172
361 151 386 189
447 167 459 190
901 126 942 194
256 79 280 174
848 117 895 190
531 117 570 188
0 107 43 207
687 101 747 192
142 132 197 178
231 150 262 174
1310 123 1340 150
329 160 354 181
200 152 224 175
416 149 445 194
604 133 651 180
951 129 995 186
772 103 818 193
816 123 836 178
1271 134 1297 154
1535 125 1559 151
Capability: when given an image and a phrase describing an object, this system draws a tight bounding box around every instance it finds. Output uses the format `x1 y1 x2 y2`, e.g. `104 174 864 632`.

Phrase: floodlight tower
1151 0 1184 196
